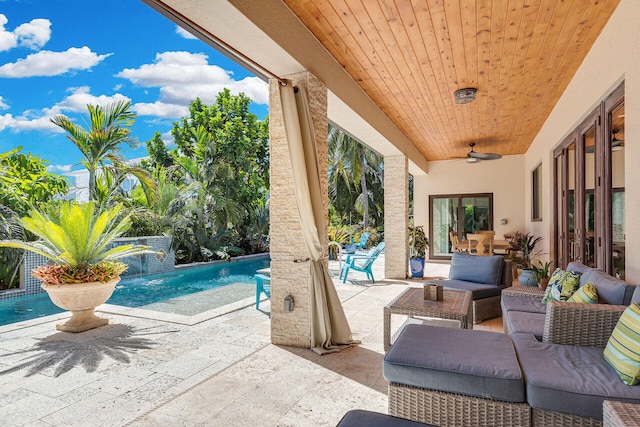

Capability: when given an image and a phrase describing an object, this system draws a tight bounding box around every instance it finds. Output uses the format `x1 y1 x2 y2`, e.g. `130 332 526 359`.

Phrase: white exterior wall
524 0 640 282
413 154 526 259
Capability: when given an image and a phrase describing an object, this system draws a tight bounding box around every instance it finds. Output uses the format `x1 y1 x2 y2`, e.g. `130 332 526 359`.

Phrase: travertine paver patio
0 256 502 426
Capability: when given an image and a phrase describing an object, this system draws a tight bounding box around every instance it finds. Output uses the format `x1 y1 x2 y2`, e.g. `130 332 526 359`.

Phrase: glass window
429 193 493 259
532 163 542 221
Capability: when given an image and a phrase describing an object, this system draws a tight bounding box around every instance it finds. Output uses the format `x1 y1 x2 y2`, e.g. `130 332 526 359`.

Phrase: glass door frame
553 81 624 274
603 83 625 275
429 193 494 260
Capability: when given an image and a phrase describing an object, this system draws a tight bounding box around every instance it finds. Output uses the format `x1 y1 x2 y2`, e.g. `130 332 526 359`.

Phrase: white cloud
15 18 51 49
0 15 17 51
0 87 131 132
0 46 111 78
47 164 74 173
162 130 175 146
134 101 188 119
0 14 51 52
0 96 9 110
0 112 54 132
116 51 268 119
176 26 197 40
51 86 131 114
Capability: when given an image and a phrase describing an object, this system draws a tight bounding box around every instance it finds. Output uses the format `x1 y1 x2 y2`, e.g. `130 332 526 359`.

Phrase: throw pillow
567 283 599 304
541 268 581 304
604 303 640 385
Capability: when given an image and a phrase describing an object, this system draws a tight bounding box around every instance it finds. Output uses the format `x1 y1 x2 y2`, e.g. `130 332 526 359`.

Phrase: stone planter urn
42 278 119 333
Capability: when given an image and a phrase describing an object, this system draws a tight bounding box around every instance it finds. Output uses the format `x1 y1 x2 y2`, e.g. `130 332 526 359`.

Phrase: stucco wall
413 154 526 260
524 0 640 282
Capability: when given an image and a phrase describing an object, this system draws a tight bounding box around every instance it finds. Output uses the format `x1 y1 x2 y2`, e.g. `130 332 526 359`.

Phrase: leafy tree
0 147 68 215
50 100 140 201
143 132 174 170
327 125 384 228
166 90 269 262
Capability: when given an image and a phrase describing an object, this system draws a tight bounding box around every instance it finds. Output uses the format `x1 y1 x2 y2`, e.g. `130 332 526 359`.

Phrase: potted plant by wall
328 224 353 260
408 225 429 278
531 260 552 290
508 231 543 286
0 202 152 332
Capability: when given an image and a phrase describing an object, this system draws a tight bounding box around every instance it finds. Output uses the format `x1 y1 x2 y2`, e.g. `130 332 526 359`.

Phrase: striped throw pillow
604 303 640 385
568 283 599 304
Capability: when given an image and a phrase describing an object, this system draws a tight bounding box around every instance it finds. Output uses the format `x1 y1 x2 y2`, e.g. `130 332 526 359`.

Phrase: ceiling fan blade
468 151 502 160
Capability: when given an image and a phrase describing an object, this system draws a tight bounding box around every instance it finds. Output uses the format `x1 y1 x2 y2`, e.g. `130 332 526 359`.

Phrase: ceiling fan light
454 88 477 104
466 156 478 163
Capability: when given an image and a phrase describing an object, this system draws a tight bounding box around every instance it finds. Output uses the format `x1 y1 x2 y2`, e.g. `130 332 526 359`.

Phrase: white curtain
278 80 358 354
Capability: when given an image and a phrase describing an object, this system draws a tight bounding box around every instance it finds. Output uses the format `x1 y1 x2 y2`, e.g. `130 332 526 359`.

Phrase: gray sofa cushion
504 311 545 340
426 279 504 300
512 333 640 419
631 286 640 305
337 410 436 427
449 253 504 285
501 295 547 314
580 269 630 305
383 324 525 402
567 261 596 275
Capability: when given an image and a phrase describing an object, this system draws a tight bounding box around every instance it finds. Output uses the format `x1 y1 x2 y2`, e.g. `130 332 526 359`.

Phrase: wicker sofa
502 261 637 339
425 252 512 323
383 262 640 426
500 262 640 425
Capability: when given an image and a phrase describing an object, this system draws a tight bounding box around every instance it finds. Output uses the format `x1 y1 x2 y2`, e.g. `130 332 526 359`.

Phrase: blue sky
0 0 268 174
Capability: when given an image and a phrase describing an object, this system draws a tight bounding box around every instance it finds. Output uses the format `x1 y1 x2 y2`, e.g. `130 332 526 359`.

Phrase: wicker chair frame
532 408 602 427
388 383 531 427
603 400 640 427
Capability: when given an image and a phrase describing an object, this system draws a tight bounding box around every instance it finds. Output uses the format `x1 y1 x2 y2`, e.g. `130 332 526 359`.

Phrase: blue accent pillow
449 253 504 285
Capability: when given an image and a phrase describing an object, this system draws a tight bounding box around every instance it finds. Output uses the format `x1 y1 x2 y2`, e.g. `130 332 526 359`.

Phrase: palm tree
169 127 244 262
328 125 383 228
94 156 158 207
50 101 138 201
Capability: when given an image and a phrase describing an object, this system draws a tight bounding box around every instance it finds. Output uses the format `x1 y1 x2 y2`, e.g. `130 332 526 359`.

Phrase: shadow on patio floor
282 344 387 394
0 324 178 378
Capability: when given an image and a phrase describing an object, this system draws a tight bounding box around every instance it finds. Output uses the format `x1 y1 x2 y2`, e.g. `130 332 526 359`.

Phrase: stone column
384 155 409 279
269 72 328 347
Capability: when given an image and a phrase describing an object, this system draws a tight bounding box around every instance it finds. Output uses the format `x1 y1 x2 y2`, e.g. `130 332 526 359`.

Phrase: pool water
0 257 270 327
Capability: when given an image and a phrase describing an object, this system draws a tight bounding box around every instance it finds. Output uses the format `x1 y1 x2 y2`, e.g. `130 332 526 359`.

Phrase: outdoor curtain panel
278 81 358 354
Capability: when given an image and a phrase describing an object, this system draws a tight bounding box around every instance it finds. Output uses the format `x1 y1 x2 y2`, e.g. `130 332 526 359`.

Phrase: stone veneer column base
269 72 329 347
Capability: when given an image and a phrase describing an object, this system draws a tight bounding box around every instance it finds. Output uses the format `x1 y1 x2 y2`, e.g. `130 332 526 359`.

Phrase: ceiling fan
465 142 502 163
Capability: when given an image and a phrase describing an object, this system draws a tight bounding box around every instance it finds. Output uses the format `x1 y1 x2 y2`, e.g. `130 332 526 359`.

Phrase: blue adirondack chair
354 232 371 250
339 242 385 283
254 274 271 309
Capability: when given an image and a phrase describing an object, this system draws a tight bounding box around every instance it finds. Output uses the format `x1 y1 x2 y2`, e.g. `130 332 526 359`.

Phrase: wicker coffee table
384 287 473 351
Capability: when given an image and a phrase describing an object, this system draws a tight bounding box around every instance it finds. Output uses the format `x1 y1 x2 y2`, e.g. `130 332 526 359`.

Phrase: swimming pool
0 256 270 326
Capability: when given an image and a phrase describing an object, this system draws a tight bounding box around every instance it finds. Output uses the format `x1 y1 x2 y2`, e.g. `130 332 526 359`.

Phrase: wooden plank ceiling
283 0 620 161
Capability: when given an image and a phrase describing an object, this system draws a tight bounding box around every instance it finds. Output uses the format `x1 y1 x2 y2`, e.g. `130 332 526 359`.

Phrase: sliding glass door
429 193 493 258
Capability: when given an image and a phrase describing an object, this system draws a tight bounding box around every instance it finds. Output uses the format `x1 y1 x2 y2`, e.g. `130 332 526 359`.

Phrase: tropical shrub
509 232 543 269
0 202 152 284
0 205 24 290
